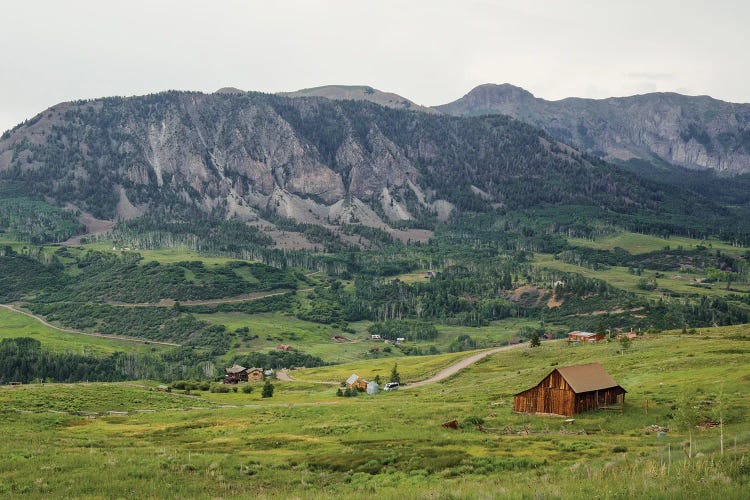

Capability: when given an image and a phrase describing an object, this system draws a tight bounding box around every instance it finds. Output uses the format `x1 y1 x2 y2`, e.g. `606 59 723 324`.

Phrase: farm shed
346 373 368 391
513 363 626 416
567 331 604 343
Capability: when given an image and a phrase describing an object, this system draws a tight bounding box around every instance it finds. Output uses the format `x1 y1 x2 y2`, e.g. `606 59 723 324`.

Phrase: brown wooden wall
574 387 625 414
513 370 576 415
513 371 625 416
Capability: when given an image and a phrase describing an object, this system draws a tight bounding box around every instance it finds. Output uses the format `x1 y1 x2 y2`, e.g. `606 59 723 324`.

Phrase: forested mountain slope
0 91 693 228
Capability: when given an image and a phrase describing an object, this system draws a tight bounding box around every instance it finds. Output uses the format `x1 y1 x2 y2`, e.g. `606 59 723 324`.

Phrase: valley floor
2 326 749 498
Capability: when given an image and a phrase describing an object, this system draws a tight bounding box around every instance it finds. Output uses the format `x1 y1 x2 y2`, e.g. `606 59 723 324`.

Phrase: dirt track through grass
0 304 181 346
104 289 306 308
404 342 529 388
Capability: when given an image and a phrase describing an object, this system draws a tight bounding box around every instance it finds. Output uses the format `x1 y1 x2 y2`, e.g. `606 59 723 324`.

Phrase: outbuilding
346 373 368 391
513 363 626 416
567 331 604 343
224 365 264 383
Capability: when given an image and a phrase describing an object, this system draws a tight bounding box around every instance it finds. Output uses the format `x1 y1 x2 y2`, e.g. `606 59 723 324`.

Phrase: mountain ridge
279 85 437 114
0 90 683 237
434 83 750 174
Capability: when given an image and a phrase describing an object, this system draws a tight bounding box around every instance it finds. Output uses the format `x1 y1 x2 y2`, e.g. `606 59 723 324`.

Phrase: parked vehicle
383 382 399 391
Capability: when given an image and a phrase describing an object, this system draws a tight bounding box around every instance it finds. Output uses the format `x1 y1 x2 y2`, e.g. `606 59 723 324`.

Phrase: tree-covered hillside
2 90 741 241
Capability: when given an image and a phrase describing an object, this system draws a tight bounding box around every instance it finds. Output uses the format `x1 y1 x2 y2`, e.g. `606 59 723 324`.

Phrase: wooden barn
513 363 626 416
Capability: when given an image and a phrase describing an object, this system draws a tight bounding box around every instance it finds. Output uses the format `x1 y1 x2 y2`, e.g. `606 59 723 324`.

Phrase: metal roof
346 374 359 385
568 331 599 337
225 364 247 374
556 362 624 393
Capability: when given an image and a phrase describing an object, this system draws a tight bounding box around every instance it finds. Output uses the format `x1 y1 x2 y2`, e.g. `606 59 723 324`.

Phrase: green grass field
435 318 548 346
392 269 435 283
2 326 749 497
200 312 384 364
289 349 471 383
569 231 749 256
0 307 165 355
534 253 750 298
202 312 542 366
79 242 242 265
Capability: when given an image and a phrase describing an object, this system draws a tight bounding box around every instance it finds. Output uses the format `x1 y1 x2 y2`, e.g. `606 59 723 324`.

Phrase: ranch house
567 331 604 343
224 365 264 384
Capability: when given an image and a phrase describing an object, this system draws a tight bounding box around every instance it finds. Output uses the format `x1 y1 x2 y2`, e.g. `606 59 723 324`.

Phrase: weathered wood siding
574 387 625 414
513 370 576 415
513 370 625 416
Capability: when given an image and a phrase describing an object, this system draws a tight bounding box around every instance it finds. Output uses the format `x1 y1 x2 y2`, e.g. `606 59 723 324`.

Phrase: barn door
546 388 570 415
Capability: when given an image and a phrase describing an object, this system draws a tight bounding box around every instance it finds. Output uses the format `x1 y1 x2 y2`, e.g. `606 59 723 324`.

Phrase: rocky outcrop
435 84 750 174
0 90 669 229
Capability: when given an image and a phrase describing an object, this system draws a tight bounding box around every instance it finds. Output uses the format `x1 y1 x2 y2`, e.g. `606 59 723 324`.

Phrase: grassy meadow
2 325 749 498
568 231 749 256
0 307 165 355
78 241 243 266
200 312 381 364
533 253 750 298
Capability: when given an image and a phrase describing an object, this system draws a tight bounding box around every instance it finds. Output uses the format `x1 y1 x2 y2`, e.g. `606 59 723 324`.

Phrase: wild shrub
262 380 274 398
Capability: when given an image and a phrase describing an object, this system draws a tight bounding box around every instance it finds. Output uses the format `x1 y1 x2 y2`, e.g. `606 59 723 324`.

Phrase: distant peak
279 85 437 114
467 83 535 99
215 87 245 94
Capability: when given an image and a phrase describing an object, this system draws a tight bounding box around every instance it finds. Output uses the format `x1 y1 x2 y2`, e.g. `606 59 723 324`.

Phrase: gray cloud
625 72 676 81
2 0 749 132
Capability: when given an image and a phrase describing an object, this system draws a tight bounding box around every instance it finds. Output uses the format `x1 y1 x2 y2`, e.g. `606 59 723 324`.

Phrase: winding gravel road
0 304 181 346
403 343 526 388
278 342 532 388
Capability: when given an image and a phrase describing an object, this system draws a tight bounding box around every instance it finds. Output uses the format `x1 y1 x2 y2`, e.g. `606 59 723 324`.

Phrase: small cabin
567 331 604 343
513 363 626 416
224 364 264 383
346 373 368 391
370 334 382 341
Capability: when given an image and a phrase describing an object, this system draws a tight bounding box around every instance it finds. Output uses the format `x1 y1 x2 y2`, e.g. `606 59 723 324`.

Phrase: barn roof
556 363 623 393
225 364 247 374
568 331 599 337
346 374 359 385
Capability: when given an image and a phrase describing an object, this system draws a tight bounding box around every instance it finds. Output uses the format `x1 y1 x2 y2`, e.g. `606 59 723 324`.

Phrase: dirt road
404 343 527 388
0 304 181 347
104 289 305 308
279 343 532 388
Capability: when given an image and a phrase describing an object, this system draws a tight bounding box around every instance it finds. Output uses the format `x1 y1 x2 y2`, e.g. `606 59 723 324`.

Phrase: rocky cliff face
435 84 750 174
0 90 672 229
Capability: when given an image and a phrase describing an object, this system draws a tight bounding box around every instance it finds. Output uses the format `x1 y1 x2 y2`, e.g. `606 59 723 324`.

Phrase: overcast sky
2 0 748 132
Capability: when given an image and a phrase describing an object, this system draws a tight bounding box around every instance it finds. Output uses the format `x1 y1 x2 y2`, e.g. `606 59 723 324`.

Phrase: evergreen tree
262 379 274 398
389 363 401 384
529 332 541 348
